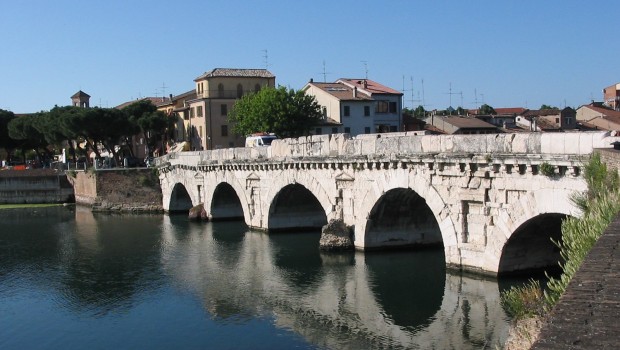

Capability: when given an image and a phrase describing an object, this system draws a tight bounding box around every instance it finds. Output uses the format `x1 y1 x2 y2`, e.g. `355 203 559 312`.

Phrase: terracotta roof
522 109 560 117
71 90 90 98
309 82 372 101
115 97 163 110
338 78 403 95
495 107 527 115
440 116 498 129
195 68 274 81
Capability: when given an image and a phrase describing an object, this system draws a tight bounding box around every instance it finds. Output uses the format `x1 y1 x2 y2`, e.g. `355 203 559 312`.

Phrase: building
155 90 197 145
71 90 90 108
576 103 620 131
603 83 620 111
515 108 577 131
188 68 275 150
302 78 403 136
428 115 499 134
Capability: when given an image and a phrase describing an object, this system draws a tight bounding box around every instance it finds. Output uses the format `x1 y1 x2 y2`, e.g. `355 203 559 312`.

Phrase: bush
540 162 555 177
501 280 546 320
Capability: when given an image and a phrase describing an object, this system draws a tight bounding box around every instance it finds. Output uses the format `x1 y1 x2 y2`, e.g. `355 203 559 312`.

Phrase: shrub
540 162 555 177
501 280 546 320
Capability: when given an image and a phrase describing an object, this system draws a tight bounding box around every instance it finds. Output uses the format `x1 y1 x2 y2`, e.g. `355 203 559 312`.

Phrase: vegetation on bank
501 152 620 321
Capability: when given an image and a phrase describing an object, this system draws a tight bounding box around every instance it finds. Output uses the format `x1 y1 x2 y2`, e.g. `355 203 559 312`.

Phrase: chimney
353 87 357 98
363 80 368 89
309 78 313 83
169 94 173 101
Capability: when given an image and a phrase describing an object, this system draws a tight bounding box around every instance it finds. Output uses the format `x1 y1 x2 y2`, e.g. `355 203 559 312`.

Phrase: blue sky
1 0 616 114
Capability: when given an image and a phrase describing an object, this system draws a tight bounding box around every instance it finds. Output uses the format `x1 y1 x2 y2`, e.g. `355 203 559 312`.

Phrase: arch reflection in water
161 219 510 349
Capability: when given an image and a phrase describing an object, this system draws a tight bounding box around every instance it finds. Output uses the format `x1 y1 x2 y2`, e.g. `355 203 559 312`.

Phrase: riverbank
68 168 163 213
0 203 67 210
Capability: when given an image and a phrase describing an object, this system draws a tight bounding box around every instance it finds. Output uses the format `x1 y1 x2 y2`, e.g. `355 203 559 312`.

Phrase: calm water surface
0 206 513 349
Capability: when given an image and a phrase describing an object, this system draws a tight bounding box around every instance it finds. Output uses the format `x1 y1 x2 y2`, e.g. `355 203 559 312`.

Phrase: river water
0 206 514 349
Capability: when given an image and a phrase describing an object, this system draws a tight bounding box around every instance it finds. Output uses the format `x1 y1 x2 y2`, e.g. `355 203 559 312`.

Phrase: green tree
230 86 323 138
0 109 18 160
479 104 496 115
540 104 559 110
7 113 49 162
123 100 168 156
414 105 426 118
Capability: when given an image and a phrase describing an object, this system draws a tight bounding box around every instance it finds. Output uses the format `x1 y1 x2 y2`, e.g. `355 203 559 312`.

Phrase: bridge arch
489 187 580 274
210 182 244 221
364 188 444 249
267 183 328 231
168 182 193 213
263 171 335 232
355 168 458 262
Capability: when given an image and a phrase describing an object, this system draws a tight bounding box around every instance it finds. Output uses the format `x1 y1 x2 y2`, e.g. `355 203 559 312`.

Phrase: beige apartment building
187 68 275 150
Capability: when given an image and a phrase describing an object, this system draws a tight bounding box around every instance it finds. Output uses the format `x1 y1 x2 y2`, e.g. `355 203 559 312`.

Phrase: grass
0 203 65 210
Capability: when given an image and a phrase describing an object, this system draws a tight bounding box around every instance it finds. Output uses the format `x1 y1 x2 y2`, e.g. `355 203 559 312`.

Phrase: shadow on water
364 248 446 330
268 229 324 291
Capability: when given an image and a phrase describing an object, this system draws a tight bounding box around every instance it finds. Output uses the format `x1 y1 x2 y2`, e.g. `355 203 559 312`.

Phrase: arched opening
365 188 443 249
211 183 244 221
168 183 193 213
268 184 327 232
498 213 567 276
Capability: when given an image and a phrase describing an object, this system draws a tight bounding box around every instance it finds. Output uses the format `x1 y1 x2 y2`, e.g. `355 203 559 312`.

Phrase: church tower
71 90 90 108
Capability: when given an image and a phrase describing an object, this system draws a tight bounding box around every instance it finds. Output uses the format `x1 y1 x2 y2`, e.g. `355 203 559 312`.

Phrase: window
364 127 371 134
344 127 351 134
199 126 203 138
221 125 228 137
555 117 560 123
221 104 227 116
343 106 350 117
237 84 243 98
218 83 224 97
322 107 327 119
331 127 338 134
564 117 573 125
376 101 389 113
364 106 370 116
197 106 203 118
389 102 397 113
315 128 322 135
255 84 261 92
190 107 195 118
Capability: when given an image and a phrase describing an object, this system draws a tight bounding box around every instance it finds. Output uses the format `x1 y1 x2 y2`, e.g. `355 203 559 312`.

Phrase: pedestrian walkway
532 214 620 349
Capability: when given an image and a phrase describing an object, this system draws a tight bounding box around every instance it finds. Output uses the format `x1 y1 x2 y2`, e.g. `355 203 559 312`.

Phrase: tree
230 86 323 138
540 104 559 110
479 104 496 115
0 109 18 159
7 113 48 162
414 105 426 118
123 100 168 156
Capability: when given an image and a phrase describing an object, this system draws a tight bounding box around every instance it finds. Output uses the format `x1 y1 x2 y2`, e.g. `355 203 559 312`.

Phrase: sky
1 0 617 114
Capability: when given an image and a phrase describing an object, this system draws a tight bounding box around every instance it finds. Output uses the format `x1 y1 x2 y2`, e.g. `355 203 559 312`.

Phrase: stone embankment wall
0 169 74 204
597 148 620 174
69 169 162 212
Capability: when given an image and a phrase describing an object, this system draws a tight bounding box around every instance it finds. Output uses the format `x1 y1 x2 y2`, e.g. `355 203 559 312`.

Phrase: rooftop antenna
473 89 481 108
321 60 331 82
262 49 270 70
361 60 368 79
160 82 168 99
445 82 461 114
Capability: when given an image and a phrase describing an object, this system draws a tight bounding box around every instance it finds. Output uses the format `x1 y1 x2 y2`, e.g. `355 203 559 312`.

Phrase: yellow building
188 68 275 150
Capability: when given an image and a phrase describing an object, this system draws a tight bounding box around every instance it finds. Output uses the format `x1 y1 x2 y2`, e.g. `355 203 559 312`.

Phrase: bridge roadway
155 131 616 275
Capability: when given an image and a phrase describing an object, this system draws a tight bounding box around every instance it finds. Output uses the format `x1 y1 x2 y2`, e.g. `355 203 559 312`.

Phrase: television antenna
320 60 331 82
262 49 270 70
444 82 462 113
361 60 368 79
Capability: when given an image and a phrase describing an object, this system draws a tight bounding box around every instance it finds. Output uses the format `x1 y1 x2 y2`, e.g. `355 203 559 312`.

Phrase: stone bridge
156 131 616 275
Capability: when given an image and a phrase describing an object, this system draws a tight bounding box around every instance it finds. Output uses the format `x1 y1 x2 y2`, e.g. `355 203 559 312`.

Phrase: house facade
156 90 197 145
576 103 620 131
302 78 403 136
515 108 577 131
603 83 620 111
188 68 275 150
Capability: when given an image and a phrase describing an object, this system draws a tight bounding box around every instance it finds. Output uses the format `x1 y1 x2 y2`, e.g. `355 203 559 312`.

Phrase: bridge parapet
157 132 616 168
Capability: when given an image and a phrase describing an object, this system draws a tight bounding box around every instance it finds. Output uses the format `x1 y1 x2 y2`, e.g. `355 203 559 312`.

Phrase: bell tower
71 90 90 108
